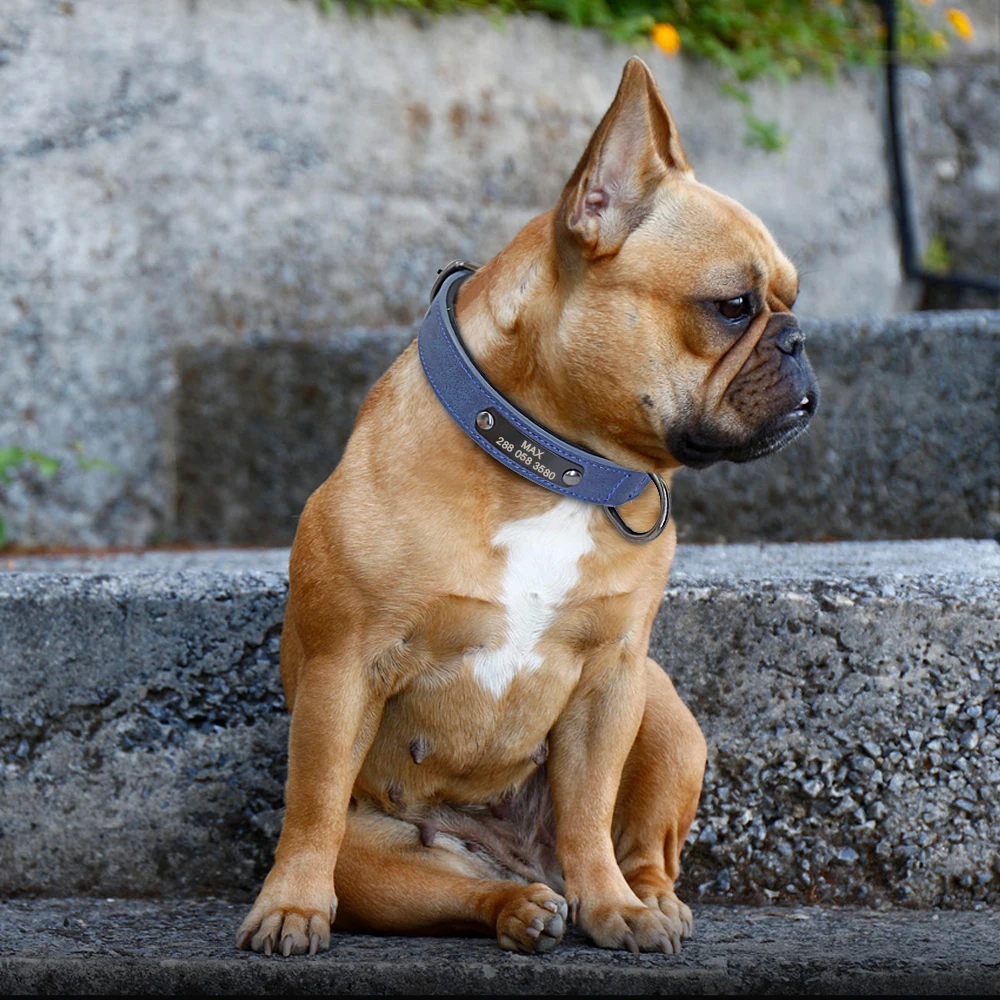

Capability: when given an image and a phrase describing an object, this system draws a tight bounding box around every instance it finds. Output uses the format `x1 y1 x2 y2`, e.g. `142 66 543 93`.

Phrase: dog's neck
451 214 673 477
454 216 555 385
452 213 608 462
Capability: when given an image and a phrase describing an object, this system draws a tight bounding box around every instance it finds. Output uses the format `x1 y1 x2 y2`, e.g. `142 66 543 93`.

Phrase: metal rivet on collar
475 410 494 430
562 469 582 486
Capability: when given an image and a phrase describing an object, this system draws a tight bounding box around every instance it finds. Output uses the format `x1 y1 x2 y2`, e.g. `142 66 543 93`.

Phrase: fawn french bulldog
238 56 817 957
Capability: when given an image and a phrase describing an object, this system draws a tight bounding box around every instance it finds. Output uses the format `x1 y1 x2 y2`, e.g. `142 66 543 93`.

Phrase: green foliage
0 448 62 485
921 234 953 274
744 113 789 153
0 445 118 547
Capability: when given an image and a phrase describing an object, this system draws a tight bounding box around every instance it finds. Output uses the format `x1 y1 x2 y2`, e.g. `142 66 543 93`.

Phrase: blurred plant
0 444 117 547
744 113 789 153
921 233 953 273
327 0 973 151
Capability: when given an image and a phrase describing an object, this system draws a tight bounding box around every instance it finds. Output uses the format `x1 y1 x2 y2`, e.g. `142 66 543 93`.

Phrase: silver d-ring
604 474 670 543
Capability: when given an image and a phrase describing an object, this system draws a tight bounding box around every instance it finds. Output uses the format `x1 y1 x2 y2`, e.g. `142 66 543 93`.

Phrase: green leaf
0 447 28 480
26 451 61 478
743 113 788 153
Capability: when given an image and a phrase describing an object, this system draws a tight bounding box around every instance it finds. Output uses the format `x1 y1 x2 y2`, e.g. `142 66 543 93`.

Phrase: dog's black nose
777 326 806 357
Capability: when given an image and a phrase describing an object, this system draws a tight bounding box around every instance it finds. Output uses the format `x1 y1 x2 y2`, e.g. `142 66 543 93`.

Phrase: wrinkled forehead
620 178 799 306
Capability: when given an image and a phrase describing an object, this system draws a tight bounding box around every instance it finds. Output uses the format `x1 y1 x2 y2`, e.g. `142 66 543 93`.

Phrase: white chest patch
471 498 596 698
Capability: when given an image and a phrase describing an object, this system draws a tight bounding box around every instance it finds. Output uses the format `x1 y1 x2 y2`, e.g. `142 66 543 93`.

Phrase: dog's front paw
632 885 694 936
569 890 685 954
236 864 336 957
496 883 569 954
628 874 693 940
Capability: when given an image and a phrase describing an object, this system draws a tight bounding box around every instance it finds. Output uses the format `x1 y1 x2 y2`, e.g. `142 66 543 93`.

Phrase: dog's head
504 58 818 472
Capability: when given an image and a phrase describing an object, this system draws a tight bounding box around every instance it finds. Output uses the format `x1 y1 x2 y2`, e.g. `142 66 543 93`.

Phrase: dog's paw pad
496 883 568 954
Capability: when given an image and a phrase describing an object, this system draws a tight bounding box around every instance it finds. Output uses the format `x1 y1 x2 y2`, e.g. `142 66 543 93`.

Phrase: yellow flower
652 23 681 56
917 0 934 6
945 8 974 40
931 29 948 49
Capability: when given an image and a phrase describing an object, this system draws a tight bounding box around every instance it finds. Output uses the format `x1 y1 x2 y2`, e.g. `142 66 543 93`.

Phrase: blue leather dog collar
417 262 667 535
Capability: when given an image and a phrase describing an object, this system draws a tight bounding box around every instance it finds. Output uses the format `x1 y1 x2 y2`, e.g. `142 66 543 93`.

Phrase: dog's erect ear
557 57 690 259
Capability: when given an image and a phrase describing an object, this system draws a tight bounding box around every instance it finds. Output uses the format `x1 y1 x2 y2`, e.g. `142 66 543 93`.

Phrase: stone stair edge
2 538 997 594
1 897 999 996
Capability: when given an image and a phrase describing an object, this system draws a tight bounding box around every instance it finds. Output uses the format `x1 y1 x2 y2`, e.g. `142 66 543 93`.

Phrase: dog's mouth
668 391 817 469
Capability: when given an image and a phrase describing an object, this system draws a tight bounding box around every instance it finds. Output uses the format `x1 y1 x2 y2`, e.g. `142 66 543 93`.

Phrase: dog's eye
717 295 753 322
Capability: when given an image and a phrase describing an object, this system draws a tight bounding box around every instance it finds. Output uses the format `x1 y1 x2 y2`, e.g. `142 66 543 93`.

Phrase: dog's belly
355 498 597 808
356 651 582 807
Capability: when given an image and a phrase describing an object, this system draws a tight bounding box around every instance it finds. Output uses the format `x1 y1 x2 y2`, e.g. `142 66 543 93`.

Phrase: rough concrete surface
175 327 415 542
3 898 1000 995
1 0 914 548
1 541 997 908
660 540 1000 909
168 310 1000 545
0 549 291 898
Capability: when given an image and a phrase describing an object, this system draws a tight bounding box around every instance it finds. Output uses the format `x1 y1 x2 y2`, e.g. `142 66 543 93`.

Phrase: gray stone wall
1 0 909 548
0 0 995 547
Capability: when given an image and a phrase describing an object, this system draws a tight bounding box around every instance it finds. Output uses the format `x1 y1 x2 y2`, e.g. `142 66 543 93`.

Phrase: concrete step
1 541 998 908
175 311 1000 545
2 898 999 995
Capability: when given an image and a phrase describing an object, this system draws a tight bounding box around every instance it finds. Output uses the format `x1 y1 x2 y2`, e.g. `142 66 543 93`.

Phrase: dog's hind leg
332 801 569 954
611 657 706 949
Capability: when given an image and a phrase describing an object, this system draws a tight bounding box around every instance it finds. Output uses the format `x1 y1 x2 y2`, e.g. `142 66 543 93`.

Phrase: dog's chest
471 498 595 698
